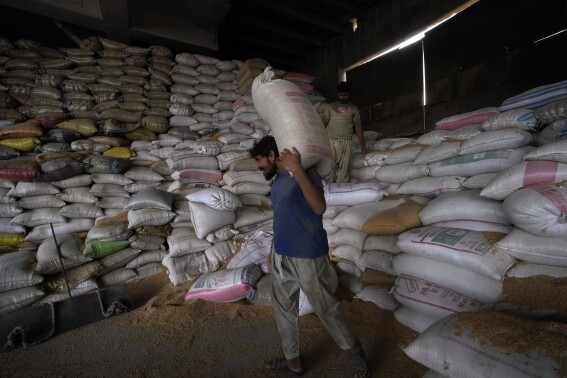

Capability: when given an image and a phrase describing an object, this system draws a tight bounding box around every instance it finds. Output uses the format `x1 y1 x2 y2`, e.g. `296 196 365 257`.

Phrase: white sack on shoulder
252 67 333 180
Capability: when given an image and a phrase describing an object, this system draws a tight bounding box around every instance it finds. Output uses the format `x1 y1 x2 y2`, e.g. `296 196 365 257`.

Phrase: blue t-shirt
271 167 328 259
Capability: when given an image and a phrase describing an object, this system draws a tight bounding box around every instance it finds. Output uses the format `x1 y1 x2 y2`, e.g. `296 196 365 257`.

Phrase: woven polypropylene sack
404 312 567 378
184 264 262 303
0 251 44 292
252 68 333 180
392 253 502 303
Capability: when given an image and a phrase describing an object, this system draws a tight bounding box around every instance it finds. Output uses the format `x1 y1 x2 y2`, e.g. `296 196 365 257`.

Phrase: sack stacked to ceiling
322 78 567 376
0 34 333 316
4 34 565 361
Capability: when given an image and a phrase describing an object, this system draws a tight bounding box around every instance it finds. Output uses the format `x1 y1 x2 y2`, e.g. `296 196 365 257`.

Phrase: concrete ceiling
0 0 379 70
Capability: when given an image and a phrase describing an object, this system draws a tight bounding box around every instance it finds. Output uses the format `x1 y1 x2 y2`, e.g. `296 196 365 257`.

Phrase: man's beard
262 162 277 180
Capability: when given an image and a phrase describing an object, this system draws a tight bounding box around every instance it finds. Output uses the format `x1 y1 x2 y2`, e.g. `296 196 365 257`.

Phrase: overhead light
351 18 358 32
343 0 479 72
534 29 565 43
398 32 425 49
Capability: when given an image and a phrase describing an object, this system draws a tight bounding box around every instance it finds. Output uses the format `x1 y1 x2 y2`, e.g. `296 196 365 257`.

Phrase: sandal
266 357 304 376
349 340 369 378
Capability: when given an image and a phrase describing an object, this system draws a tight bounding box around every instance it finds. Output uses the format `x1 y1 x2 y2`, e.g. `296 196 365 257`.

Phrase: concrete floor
0 271 426 378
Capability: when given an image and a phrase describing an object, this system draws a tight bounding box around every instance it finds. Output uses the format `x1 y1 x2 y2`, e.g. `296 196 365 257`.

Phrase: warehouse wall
340 0 567 138
307 0 467 109
340 0 468 68
2 0 566 140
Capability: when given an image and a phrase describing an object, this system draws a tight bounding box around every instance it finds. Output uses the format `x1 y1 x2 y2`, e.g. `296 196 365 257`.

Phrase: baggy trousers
271 253 356 359
329 137 353 183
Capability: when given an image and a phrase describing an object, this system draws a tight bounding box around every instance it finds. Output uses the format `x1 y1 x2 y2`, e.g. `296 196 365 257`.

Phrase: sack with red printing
184 264 262 302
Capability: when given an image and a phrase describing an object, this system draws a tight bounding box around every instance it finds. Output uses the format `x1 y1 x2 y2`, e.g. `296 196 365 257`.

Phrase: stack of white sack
222 169 274 238
409 130 534 198
322 181 404 311
16 181 94 242
155 57 277 286
475 89 567 319
349 130 383 182
97 187 174 286
173 187 242 274
67 172 166 287
0 42 255 311
392 225 515 333
121 188 172 283
169 52 241 137
0 46 260 303
390 190 513 332
210 66 338 314
487 155 567 318
79 211 134 287
397 80 567 376
0 250 46 314
350 102 542 328
362 137 420 195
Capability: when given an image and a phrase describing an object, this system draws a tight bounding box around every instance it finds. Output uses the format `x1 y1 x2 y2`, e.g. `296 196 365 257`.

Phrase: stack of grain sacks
159 62 277 295
159 55 311 289
0 37 182 312
481 81 567 321
327 80 567 335
0 37 233 313
386 107 537 330
213 67 335 311
330 82 567 376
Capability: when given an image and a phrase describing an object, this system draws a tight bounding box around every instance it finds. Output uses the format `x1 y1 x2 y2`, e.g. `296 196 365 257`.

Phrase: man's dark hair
249 135 279 158
337 81 352 93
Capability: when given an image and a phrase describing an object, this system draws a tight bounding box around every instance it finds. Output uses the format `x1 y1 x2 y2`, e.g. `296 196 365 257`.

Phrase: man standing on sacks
320 81 366 183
